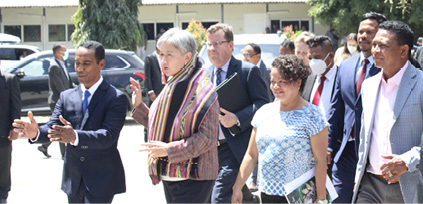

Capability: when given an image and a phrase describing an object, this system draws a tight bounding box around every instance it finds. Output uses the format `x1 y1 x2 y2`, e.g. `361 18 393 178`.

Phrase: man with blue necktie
13 41 127 203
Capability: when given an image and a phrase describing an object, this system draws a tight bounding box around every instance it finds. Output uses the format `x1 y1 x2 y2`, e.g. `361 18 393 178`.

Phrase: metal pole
221 4 224 23
43 8 46 50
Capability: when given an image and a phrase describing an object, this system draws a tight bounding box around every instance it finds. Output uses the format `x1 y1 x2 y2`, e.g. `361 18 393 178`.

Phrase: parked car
0 44 41 71
7 49 147 115
199 33 284 69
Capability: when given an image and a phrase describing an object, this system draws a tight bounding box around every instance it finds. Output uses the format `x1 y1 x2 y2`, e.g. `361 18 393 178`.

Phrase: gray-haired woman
130 28 220 203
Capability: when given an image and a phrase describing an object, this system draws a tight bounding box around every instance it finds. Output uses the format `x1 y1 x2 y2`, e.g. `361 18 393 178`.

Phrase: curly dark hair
271 55 310 92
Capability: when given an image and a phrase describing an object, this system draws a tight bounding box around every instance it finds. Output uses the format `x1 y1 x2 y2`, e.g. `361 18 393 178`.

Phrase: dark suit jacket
301 67 338 102
145 53 164 96
35 80 127 197
207 56 269 163
328 53 380 163
258 60 273 101
48 59 73 108
0 71 20 147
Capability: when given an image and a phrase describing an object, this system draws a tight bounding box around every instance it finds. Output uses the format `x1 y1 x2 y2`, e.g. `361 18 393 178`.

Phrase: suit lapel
393 64 417 120
226 56 239 79
303 75 317 101
363 76 381 139
81 81 109 129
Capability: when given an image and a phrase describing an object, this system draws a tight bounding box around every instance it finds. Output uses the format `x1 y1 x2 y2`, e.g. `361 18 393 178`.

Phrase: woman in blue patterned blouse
231 55 329 204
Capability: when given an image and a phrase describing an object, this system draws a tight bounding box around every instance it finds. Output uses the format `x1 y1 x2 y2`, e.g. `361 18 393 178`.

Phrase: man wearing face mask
38 43 73 159
327 12 386 203
302 35 338 120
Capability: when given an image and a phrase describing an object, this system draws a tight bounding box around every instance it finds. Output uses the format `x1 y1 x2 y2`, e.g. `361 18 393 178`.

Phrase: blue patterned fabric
251 102 328 196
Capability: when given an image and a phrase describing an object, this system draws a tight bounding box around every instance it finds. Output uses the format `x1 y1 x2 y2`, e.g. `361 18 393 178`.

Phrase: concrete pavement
7 117 166 203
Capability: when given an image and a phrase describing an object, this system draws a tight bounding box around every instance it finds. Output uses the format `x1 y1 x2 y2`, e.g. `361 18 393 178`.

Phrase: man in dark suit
13 41 127 203
145 46 165 105
243 43 272 101
0 70 20 204
206 23 269 203
38 43 73 159
327 12 386 203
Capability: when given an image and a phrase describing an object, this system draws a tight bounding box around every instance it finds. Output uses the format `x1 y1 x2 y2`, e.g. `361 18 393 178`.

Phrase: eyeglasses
206 41 229 48
243 53 258 59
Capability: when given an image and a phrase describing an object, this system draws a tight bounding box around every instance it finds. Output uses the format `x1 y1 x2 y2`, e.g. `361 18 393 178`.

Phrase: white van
0 44 41 71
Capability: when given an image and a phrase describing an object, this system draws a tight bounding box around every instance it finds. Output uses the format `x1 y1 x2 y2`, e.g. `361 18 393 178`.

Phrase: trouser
260 192 288 203
163 179 214 203
332 141 357 203
0 145 12 200
67 179 114 204
211 143 256 203
356 171 404 203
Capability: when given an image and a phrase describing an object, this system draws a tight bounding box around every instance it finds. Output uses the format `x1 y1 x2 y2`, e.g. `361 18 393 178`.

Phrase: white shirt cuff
70 130 79 146
30 129 41 142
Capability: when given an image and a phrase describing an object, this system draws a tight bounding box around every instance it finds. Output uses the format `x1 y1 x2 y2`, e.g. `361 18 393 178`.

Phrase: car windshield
200 44 280 69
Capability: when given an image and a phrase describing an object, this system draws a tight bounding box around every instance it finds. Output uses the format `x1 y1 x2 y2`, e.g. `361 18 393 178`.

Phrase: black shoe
38 146 51 158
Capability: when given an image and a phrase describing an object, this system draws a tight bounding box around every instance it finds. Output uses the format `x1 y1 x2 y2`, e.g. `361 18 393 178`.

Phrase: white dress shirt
367 61 408 175
309 64 338 120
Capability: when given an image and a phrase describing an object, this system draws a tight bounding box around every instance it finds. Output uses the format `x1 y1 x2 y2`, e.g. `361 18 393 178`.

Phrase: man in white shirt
353 20 422 204
302 35 338 120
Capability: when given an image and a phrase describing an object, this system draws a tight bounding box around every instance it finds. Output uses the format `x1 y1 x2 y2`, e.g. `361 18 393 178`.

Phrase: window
156 22 173 40
49 25 66 42
4 25 22 39
24 25 41 42
182 22 190 30
201 22 218 30
143 23 154 40
67 24 75 41
273 20 310 33
21 58 52 76
104 55 130 69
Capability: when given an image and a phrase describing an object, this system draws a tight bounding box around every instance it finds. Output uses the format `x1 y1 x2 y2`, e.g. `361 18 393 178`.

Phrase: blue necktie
216 68 222 86
82 90 90 115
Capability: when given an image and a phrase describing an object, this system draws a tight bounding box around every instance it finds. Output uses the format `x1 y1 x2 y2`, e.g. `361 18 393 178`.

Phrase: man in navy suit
206 23 269 203
242 43 273 101
13 41 127 203
327 12 386 203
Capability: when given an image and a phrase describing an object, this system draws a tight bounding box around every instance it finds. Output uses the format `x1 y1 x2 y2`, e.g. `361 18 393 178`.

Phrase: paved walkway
7 117 166 203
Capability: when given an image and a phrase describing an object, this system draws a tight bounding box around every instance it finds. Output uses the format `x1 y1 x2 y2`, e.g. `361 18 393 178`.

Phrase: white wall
1 3 329 54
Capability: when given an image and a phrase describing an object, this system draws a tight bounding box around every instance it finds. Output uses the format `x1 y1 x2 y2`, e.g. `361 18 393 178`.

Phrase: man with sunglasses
206 23 269 203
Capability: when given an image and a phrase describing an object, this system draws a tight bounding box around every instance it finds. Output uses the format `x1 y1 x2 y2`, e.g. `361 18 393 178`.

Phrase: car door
12 57 52 112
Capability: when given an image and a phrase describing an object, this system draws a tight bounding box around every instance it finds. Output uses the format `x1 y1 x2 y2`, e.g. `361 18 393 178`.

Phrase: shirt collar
56 58 66 68
381 61 408 85
322 64 337 82
214 58 231 73
81 76 103 96
255 59 263 67
360 53 374 66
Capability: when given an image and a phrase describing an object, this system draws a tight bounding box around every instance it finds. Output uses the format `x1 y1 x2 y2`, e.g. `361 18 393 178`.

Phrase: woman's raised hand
129 77 142 108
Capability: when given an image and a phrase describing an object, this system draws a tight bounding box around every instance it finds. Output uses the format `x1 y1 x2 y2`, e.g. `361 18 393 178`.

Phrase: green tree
307 0 423 42
71 0 144 51
185 19 207 53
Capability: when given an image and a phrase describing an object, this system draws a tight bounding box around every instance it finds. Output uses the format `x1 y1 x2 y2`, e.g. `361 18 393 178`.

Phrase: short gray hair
157 28 197 55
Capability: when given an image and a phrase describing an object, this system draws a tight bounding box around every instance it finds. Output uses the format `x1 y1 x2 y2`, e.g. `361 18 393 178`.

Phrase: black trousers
67 179 114 204
163 179 215 203
0 145 11 200
261 192 288 203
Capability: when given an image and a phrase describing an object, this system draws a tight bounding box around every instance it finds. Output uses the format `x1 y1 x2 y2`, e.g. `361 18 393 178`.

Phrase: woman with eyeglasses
130 28 219 203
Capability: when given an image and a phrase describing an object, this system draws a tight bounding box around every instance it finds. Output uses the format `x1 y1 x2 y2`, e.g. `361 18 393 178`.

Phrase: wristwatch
316 199 328 204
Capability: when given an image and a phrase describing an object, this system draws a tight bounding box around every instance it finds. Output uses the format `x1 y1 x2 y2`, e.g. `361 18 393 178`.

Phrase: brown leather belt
370 173 399 184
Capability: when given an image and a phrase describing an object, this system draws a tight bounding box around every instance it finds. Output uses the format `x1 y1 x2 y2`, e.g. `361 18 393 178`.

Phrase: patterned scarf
147 54 217 185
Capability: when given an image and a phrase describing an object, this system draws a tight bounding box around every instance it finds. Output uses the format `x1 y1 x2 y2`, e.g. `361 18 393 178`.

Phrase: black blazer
207 56 269 163
48 59 73 107
36 80 127 197
0 71 20 146
144 53 165 96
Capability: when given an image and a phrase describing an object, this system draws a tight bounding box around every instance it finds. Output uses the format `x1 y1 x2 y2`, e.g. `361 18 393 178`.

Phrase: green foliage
307 0 423 42
71 0 145 51
185 19 207 53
